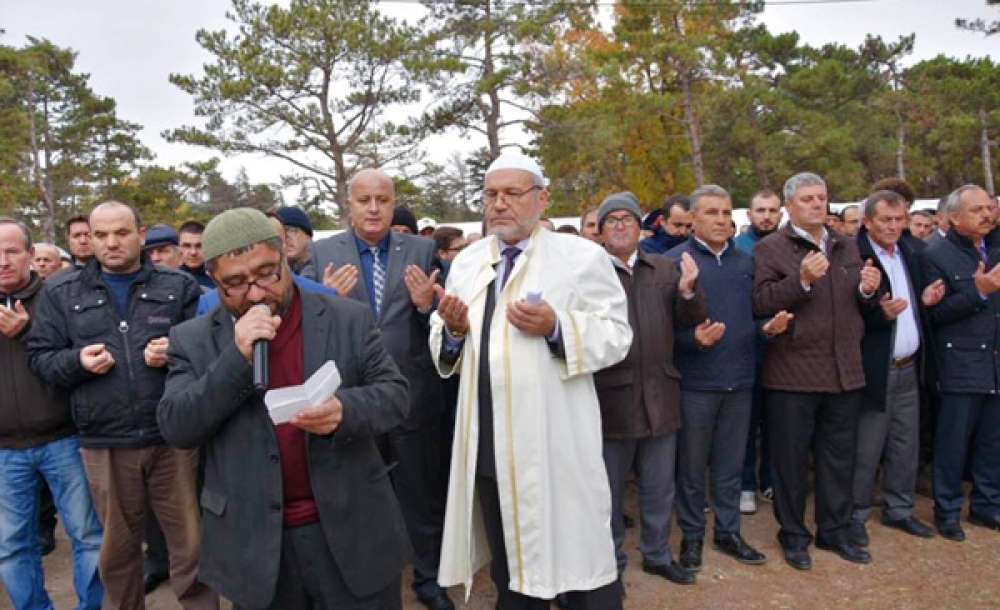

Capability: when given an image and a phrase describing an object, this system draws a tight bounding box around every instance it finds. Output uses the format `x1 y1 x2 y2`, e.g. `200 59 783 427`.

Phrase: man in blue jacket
640 195 692 255
922 184 1000 540
666 185 793 572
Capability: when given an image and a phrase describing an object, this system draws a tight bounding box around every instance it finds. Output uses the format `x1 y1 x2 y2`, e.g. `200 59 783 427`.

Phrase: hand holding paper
264 361 342 428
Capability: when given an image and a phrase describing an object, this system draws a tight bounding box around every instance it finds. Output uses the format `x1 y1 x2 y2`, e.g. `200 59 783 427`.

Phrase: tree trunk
981 108 995 196
679 69 706 186
482 2 501 159
27 78 56 243
896 121 906 181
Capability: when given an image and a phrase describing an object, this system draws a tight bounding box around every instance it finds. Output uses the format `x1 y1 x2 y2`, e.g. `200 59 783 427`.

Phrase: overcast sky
4 0 998 196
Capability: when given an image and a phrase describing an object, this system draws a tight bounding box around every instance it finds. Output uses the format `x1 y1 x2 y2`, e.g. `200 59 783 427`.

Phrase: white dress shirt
869 237 920 360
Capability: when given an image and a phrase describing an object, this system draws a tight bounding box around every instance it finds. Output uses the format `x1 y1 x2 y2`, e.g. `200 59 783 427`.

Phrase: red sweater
269 289 320 528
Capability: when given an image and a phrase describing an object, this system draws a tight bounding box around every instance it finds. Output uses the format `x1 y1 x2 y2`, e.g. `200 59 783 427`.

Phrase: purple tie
500 247 521 290
980 242 990 264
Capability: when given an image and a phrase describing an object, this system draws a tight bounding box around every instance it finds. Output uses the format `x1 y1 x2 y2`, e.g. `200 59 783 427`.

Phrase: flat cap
143 224 179 250
202 208 279 262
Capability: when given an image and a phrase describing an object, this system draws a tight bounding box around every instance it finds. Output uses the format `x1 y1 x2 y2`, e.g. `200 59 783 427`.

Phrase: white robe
430 227 632 599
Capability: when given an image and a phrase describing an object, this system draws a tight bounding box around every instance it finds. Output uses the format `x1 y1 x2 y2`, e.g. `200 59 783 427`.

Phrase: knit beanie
202 208 280 262
597 192 643 231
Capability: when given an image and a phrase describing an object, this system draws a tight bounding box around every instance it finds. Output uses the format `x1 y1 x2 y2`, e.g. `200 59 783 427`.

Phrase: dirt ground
5 488 999 610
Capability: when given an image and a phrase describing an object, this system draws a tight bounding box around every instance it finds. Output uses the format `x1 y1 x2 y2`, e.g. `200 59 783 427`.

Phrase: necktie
500 247 521 290
370 246 386 317
980 242 990 265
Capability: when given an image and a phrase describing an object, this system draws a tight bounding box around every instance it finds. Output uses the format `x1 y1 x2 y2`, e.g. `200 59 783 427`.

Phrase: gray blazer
157 289 411 608
311 229 443 429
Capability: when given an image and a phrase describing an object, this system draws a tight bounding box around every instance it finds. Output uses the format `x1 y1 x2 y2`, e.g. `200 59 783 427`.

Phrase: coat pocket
939 338 993 389
199 488 228 517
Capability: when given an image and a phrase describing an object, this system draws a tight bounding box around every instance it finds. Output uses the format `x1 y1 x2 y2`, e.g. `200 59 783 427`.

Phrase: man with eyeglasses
311 168 454 610
593 192 708 588
27 201 216 610
431 152 632 609
158 208 410 609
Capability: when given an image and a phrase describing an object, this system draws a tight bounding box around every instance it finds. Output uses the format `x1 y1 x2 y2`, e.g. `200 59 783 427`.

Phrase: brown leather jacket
752 223 877 393
595 251 707 439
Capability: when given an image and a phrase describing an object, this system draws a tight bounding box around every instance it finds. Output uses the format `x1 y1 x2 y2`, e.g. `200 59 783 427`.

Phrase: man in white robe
430 152 632 609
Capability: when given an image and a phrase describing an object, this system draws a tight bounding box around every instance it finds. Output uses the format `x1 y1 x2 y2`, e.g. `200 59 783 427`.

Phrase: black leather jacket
26 256 200 448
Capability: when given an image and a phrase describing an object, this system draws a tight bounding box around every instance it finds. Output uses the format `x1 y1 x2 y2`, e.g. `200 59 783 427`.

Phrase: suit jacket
856 227 929 410
156 289 411 608
311 230 442 429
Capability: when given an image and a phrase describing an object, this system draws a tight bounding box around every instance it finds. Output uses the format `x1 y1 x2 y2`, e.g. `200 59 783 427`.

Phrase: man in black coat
922 184 1000 540
850 191 944 547
158 208 411 609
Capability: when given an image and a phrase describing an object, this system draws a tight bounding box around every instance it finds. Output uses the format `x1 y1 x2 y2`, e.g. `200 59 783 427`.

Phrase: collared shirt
354 232 391 316
609 250 638 275
693 236 728 263
790 223 829 252
870 237 920 360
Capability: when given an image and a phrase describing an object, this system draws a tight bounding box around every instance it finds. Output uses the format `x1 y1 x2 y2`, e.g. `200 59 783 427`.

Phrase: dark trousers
852 364 920 522
933 393 1000 522
741 381 772 492
236 523 401 610
767 390 861 549
477 476 622 610
144 508 169 578
677 389 752 539
384 424 447 600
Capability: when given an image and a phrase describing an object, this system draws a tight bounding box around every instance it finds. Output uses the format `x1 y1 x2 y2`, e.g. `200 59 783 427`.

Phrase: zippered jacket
26 256 200 448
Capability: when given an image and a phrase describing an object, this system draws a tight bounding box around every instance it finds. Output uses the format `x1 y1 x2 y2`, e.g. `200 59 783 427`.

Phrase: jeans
0 436 103 610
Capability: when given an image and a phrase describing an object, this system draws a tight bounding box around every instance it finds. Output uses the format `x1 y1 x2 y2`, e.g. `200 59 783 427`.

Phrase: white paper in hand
264 360 342 425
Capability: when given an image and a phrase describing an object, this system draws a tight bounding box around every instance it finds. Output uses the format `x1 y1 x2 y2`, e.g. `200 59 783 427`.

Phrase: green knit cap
202 208 280 262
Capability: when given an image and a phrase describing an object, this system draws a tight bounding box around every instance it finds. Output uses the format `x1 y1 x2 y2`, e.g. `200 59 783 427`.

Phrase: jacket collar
0 271 42 301
781 221 842 252
946 227 987 252
687 235 733 258
79 253 155 289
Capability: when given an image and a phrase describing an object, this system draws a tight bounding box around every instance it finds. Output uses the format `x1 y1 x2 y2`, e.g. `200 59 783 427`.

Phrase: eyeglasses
220 264 283 297
604 215 639 228
482 185 542 206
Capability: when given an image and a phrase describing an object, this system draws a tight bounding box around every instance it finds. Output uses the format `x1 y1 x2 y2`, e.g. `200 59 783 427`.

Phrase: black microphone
252 303 270 392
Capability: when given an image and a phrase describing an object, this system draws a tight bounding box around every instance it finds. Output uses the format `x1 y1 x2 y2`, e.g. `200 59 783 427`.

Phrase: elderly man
594 192 707 586
178 221 215 290
753 173 882 571
640 195 692 255
274 206 316 280
840 205 861 237
32 242 63 279
922 184 1000 540
311 169 452 610
579 207 600 242
850 190 944 548
26 202 214 610
431 152 631 609
0 218 104 610
157 208 409 609
666 185 792 573
66 215 94 269
145 224 183 269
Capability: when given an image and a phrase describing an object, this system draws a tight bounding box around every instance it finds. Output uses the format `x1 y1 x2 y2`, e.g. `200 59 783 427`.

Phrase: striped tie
370 246 386 317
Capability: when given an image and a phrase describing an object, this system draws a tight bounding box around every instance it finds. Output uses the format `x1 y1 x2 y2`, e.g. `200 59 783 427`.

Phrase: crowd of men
0 152 998 610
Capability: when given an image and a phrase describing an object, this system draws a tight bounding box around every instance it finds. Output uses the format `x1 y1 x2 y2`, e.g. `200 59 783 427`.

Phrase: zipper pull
119 320 129 333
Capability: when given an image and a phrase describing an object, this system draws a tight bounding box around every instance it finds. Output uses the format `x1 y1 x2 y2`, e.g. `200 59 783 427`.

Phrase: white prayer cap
485 151 547 186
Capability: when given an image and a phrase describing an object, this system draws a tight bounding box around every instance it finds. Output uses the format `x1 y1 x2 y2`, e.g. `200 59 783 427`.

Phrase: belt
892 355 915 368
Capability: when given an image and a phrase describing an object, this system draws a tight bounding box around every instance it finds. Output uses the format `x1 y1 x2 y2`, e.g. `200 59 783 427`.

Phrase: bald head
89 200 146 273
32 243 62 279
90 201 142 231
348 168 396 245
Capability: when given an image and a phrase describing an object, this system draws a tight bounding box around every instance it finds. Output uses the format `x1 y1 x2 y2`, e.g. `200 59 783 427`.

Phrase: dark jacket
26 256 201 448
856 227 929 410
595 250 707 439
157 289 411 608
922 229 1000 394
0 272 75 449
667 237 758 392
639 227 686 255
180 264 215 289
753 223 877 393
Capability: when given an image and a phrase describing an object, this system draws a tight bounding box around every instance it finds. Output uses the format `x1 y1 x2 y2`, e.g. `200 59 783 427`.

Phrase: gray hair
204 237 283 274
0 217 33 250
783 172 827 202
689 184 731 212
944 184 986 215
863 191 906 220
